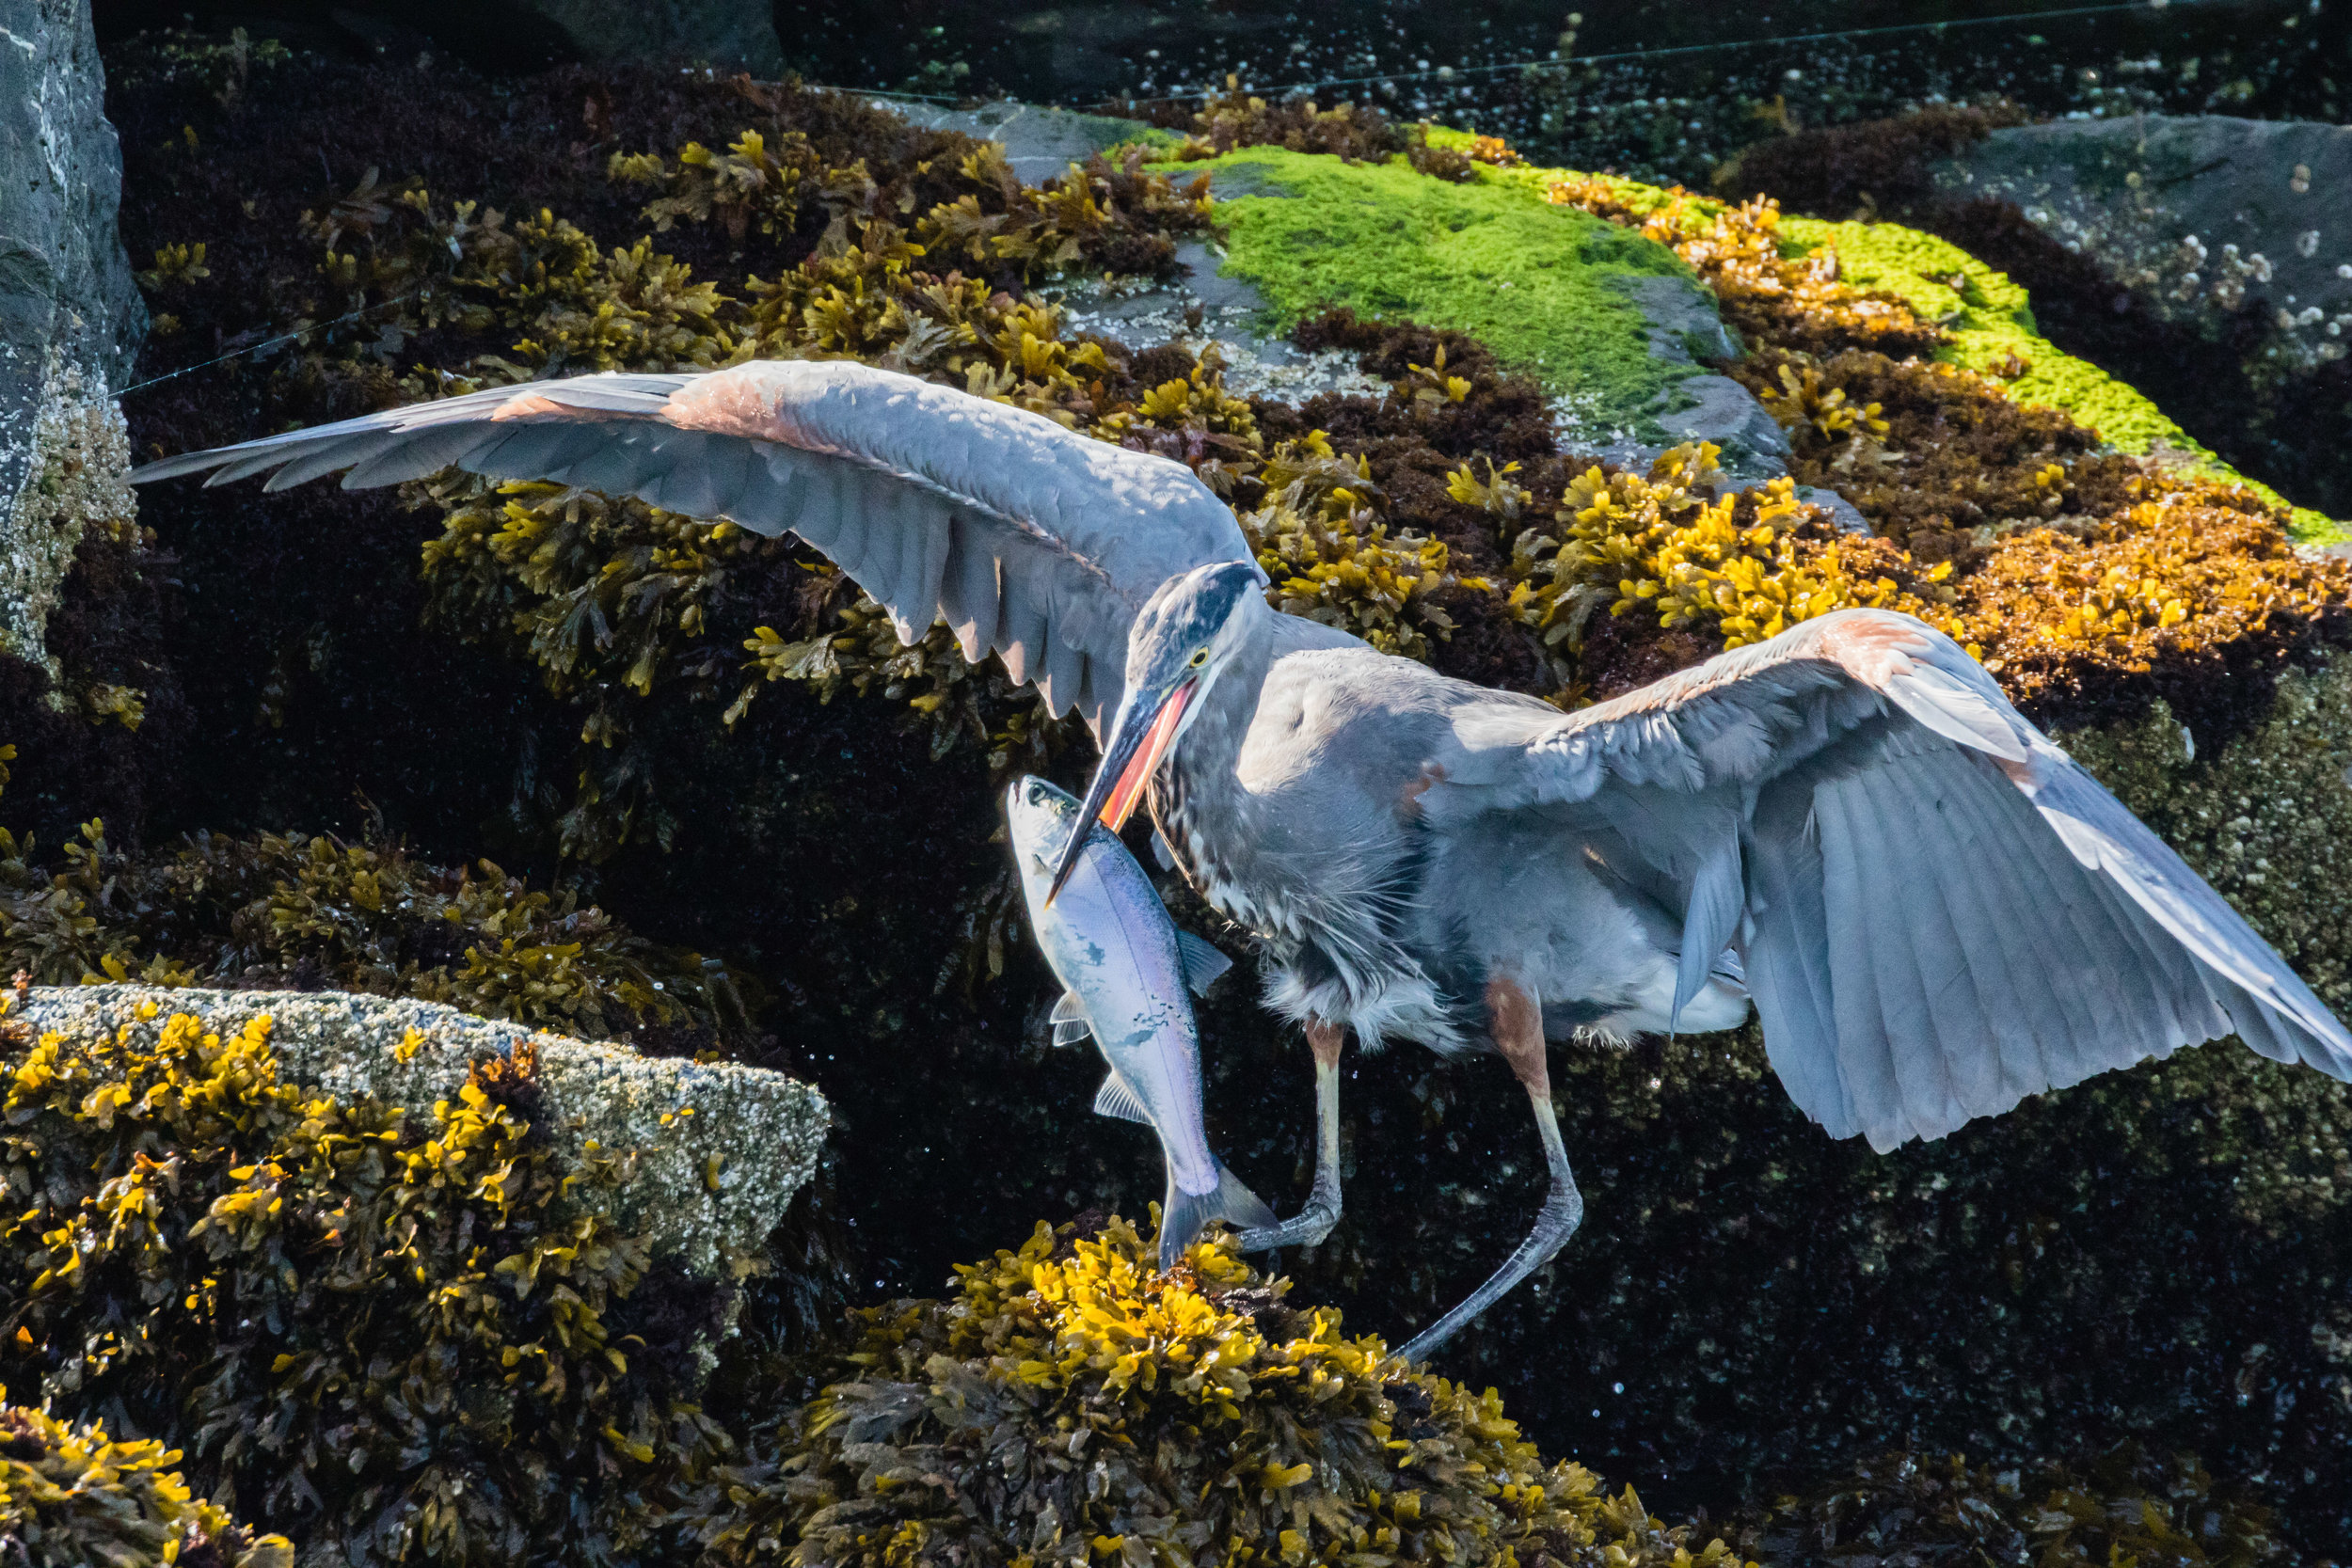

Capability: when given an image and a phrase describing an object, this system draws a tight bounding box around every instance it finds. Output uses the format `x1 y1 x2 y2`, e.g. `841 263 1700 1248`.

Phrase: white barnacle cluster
2059 656 2352 1019
0 351 136 682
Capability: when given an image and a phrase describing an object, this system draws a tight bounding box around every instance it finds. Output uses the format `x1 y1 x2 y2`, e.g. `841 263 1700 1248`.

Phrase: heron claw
1235 1183 1340 1252
1236 1041 1345 1255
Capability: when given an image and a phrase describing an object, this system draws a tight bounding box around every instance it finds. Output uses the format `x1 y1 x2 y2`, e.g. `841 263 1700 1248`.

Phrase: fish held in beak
1045 677 1194 906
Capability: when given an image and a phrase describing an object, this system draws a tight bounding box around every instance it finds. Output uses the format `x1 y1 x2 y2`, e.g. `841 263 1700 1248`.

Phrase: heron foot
1236 1022 1345 1256
1394 1165 1582 1363
1234 1188 1339 1252
1395 1009 1583 1363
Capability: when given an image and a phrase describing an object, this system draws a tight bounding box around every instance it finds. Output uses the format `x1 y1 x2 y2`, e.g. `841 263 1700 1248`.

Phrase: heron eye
1189 649 1209 668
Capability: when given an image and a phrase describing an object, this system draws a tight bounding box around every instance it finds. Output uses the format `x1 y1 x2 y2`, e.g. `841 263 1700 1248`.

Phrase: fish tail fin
1157 1162 1281 1272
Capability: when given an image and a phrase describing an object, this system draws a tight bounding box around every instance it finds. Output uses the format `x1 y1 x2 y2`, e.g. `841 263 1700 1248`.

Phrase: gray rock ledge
15 985 828 1276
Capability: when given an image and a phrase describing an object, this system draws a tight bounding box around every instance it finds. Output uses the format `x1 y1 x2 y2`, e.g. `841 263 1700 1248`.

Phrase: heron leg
1235 1018 1345 1253
1396 978 1584 1363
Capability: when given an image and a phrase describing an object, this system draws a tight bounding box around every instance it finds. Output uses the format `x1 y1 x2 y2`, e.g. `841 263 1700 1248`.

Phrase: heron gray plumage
135 358 2352 1361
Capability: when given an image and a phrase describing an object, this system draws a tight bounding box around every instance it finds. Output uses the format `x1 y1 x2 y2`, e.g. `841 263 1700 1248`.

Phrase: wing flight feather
134 359 1259 737
1436 607 2352 1150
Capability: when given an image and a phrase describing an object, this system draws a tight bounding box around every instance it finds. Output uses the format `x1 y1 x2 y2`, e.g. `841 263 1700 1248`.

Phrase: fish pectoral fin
1051 990 1089 1023
1052 1020 1093 1047
1174 931 1232 996
1092 1072 1153 1124
1152 827 1179 870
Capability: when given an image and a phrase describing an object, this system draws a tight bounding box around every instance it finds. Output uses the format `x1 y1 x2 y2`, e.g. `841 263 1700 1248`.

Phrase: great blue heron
136 359 2352 1360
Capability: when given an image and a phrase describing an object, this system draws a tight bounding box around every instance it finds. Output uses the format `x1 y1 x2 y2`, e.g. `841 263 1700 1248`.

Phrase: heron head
1044 560 1262 904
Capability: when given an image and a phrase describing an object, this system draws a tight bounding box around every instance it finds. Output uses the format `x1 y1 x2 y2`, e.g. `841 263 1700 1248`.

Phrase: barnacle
0 1393 290 1568
681 1216 1755 1568
0 997 723 1567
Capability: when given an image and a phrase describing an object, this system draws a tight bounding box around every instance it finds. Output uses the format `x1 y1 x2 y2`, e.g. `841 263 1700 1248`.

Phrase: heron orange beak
1103 680 1191 832
1044 676 1196 906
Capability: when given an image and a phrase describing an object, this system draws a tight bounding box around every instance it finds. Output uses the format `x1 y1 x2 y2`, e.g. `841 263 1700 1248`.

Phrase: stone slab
15 986 829 1276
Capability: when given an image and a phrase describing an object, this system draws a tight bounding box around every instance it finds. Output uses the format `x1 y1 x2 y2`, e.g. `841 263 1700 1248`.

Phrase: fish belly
1041 851 1221 1200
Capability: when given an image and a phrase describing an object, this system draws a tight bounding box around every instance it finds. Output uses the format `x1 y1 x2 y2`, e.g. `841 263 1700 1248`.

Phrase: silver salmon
1006 774 1277 1269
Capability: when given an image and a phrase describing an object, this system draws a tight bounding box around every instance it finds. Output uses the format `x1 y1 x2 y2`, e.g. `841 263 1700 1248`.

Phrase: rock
1 0 145 676
1051 242 1392 407
1612 272 1741 365
888 98 1161 185
1600 274 1797 473
15 986 829 1275
1795 483 1873 535
1656 374 1791 466
1931 116 2352 376
511 0 784 74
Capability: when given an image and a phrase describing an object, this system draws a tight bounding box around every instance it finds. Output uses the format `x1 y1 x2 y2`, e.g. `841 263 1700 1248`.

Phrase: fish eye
1188 649 1209 668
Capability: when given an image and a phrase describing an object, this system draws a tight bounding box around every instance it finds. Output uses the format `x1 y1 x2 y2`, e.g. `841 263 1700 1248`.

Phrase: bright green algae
1783 214 2343 542
1178 147 1697 435
1184 131 2341 539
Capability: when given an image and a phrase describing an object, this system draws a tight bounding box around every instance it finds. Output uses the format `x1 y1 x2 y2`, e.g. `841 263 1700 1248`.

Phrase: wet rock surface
1932 115 2352 366
1 0 145 672
511 0 784 74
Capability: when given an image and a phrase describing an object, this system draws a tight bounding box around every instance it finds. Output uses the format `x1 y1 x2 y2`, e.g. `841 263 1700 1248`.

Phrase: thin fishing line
118 286 423 398
870 0 2202 110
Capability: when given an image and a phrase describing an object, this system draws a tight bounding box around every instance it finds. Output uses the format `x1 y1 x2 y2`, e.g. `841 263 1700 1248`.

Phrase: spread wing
1427 608 2352 1151
131 360 1259 737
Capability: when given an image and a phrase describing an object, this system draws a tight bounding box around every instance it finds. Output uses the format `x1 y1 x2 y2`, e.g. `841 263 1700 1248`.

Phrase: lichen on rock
1 0 147 680
12 984 827 1275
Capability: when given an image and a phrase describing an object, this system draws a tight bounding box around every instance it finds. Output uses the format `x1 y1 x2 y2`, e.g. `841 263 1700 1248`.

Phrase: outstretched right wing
133 359 1260 738
1425 609 2352 1151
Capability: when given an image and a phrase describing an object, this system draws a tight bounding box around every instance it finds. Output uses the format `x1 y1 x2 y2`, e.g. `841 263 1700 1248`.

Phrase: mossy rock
13 984 828 1275
686 1216 1753 1568
1178 146 1699 437
0 987 769 1564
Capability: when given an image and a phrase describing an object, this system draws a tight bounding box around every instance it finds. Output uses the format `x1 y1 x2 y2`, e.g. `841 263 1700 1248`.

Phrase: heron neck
1156 616 1280 806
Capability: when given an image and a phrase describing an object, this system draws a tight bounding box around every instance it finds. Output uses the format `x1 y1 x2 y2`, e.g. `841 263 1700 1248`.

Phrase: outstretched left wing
134 360 1260 738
